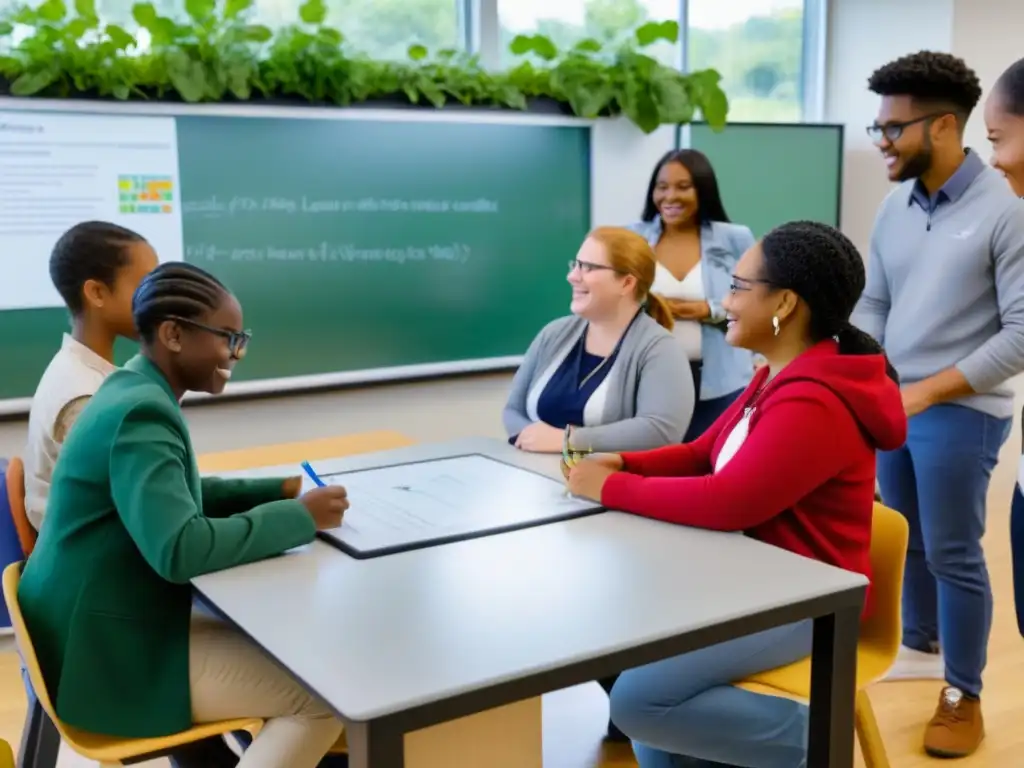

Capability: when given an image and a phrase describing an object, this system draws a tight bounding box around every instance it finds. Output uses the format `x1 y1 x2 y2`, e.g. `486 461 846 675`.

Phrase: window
497 0 681 68
0 0 462 61
687 0 807 122
0 0 825 122
253 0 462 60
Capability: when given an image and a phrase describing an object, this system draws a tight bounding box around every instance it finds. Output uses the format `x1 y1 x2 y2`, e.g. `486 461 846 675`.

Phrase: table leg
346 720 405 768
806 605 860 768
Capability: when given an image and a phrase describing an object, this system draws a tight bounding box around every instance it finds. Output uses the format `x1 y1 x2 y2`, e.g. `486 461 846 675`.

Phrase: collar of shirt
908 147 985 212
61 333 117 376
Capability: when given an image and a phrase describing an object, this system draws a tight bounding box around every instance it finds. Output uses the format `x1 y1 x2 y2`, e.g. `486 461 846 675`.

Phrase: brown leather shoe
924 686 984 758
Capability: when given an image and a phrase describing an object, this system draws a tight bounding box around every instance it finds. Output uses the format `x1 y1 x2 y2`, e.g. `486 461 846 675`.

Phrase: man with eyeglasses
852 50 1024 759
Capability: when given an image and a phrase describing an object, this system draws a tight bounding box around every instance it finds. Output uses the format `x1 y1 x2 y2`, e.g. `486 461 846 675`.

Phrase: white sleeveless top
652 261 704 361
23 334 116 530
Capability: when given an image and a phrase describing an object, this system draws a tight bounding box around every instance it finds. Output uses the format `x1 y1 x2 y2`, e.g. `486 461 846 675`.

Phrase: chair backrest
0 737 13 768
2 562 69 739
5 459 36 558
860 502 908 654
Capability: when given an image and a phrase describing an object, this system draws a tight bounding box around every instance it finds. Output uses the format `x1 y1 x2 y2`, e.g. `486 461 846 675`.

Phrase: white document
314 454 601 555
0 110 184 310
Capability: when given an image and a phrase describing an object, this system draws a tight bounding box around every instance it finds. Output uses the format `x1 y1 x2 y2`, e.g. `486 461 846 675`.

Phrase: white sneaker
882 645 945 681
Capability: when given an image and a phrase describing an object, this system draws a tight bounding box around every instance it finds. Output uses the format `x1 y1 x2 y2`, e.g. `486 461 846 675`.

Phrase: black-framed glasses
568 258 619 274
729 275 774 293
866 113 948 143
167 315 251 358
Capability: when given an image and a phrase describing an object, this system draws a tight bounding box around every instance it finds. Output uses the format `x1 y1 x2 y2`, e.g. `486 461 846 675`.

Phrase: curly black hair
995 57 1024 117
132 262 229 344
49 221 147 315
867 50 982 124
760 221 898 383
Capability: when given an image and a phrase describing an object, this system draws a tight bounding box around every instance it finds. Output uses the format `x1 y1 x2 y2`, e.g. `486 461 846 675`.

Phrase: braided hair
132 262 228 343
760 221 899 383
49 221 146 315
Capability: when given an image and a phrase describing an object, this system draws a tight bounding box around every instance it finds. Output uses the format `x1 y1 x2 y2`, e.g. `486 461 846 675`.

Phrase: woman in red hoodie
566 220 907 768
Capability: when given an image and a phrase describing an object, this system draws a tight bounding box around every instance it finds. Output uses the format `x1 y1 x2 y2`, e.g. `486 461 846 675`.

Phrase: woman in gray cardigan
503 226 694 454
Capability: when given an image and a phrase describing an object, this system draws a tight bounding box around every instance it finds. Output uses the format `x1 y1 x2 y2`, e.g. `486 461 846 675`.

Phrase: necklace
743 375 774 417
577 309 643 390
578 355 611 390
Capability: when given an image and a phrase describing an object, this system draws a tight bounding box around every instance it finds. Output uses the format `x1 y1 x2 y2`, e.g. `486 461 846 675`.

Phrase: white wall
824 0 954 254
826 0 1024 255
953 0 1024 154
590 119 676 227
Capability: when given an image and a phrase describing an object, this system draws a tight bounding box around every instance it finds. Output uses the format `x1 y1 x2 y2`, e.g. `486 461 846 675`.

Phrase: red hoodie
601 340 907 617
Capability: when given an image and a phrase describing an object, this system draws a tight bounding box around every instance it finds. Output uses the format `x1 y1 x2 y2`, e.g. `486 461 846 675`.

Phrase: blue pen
301 460 356 533
301 461 326 487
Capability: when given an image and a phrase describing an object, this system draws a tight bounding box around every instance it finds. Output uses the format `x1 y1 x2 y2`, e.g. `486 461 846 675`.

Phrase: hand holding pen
298 461 349 530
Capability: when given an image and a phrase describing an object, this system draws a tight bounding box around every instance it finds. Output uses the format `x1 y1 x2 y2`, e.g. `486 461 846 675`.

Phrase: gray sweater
852 152 1024 418
502 313 694 452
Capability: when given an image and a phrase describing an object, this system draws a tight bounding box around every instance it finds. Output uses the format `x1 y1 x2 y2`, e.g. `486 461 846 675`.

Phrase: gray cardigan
502 313 695 452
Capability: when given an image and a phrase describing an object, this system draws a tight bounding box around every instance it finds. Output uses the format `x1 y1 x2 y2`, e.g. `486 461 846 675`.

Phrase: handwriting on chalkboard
182 196 499 218
185 242 472 265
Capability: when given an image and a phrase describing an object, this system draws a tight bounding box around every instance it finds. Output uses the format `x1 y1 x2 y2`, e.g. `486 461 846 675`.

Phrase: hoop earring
772 316 781 336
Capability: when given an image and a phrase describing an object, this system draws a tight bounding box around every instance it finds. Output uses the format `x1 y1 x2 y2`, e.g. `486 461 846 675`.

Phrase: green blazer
18 355 317 738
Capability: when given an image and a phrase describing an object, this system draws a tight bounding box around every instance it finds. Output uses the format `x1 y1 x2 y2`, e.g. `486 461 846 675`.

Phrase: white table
193 437 866 768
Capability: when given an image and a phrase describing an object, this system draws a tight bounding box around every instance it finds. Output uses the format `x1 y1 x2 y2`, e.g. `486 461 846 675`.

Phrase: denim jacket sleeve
705 223 755 323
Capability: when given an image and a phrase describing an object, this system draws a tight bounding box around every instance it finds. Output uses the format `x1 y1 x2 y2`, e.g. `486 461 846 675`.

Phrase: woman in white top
629 149 757 442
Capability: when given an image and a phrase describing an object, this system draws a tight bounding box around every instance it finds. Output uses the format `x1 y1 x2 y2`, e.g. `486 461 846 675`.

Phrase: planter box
0 78 583 118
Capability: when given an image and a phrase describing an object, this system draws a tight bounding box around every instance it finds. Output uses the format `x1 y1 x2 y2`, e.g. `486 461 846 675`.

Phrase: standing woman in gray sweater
503 226 694 455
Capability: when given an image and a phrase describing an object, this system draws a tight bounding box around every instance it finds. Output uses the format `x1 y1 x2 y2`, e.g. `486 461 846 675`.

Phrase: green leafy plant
0 0 730 133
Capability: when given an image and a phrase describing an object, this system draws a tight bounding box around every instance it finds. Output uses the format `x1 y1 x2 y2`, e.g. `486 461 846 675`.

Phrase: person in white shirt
23 221 158 530
628 150 757 442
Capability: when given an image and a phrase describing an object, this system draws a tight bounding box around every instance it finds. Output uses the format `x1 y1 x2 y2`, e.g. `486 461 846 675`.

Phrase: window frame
0 0 826 121
472 0 827 123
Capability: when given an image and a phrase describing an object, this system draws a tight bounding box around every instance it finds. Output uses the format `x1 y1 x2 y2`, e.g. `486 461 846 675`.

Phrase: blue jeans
1010 481 1024 637
610 621 812 768
876 403 1010 697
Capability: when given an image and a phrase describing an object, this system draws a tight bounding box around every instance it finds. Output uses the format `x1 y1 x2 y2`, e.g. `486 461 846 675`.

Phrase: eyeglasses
728 275 774 293
167 315 252 358
568 259 619 274
865 113 948 143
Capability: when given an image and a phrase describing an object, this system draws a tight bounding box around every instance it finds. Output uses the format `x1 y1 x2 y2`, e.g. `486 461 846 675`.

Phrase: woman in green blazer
18 263 350 768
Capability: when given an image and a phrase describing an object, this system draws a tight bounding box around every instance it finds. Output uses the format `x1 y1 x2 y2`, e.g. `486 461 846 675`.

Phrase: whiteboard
314 454 604 558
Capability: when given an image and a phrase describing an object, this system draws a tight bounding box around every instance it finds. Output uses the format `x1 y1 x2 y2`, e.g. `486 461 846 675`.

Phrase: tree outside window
688 0 805 122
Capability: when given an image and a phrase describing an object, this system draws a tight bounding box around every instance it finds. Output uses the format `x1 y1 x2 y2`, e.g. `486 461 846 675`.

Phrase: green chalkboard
687 122 843 237
0 113 590 401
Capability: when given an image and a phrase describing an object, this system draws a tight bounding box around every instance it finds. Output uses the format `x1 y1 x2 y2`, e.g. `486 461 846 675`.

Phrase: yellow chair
0 738 13 768
3 562 261 767
734 503 908 768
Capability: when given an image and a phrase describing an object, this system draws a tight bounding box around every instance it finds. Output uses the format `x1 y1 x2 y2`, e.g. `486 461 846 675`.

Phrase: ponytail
645 293 675 331
836 322 900 384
